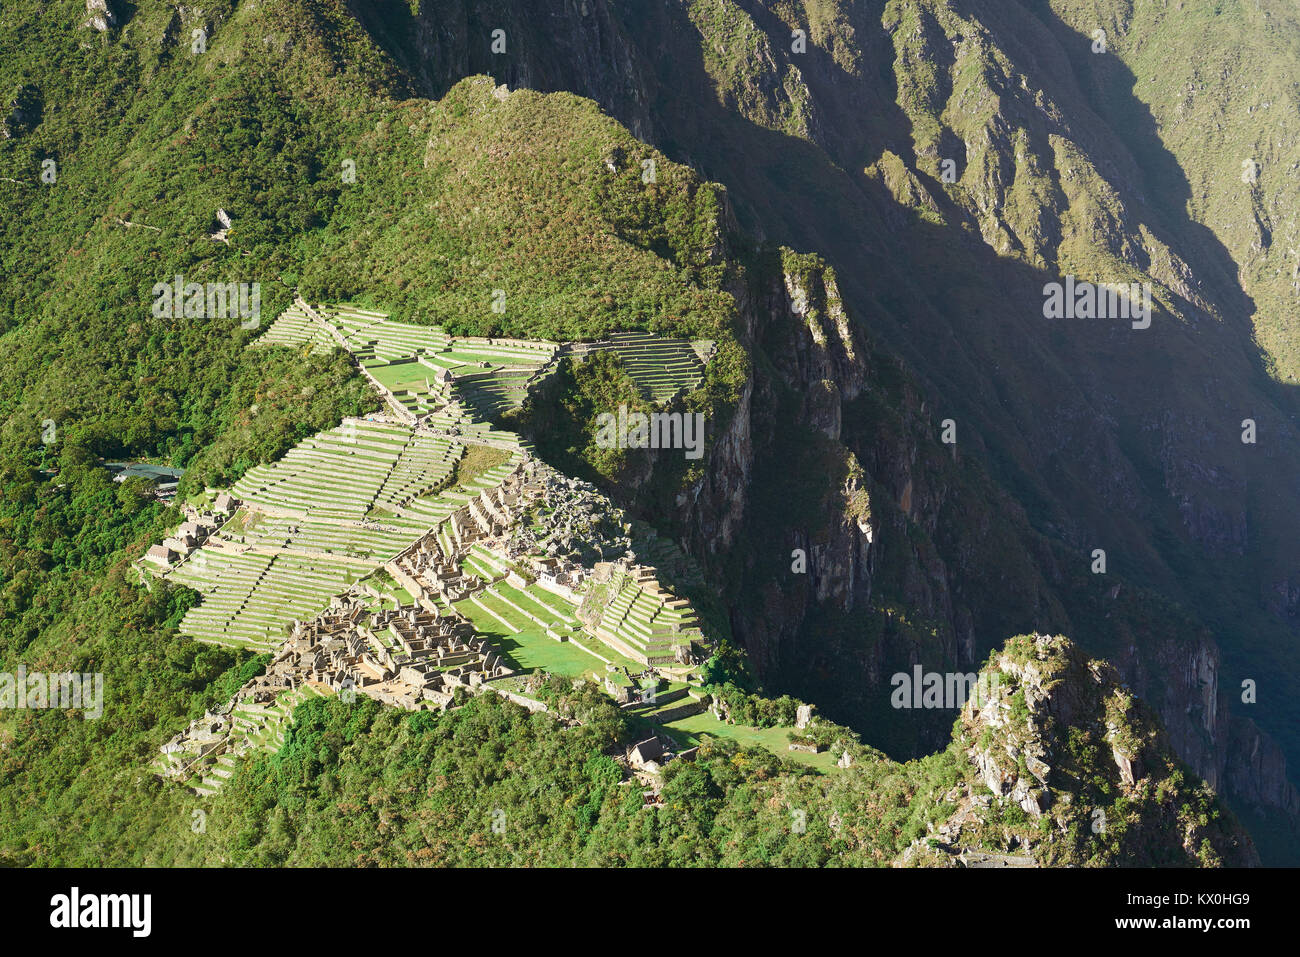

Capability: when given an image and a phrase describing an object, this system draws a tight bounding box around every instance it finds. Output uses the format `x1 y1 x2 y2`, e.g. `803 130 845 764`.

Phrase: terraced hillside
159 301 617 661
230 418 460 520
163 414 464 649
155 684 329 796
252 301 336 355
561 333 711 404
588 566 702 666
263 301 711 417
167 550 362 652
0 0 1279 871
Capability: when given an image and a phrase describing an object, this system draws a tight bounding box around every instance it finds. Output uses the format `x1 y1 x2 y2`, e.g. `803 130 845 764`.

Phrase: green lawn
368 362 438 391
454 596 610 679
439 350 525 367
489 581 649 674
222 508 252 535
565 631 644 678
457 594 836 770
492 580 571 624
388 583 415 604
661 712 840 771
188 488 217 509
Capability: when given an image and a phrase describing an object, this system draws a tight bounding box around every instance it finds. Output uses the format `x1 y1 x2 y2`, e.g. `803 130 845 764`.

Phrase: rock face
211 208 233 243
915 634 1259 867
1106 624 1300 821
584 146 1297 846
84 0 115 32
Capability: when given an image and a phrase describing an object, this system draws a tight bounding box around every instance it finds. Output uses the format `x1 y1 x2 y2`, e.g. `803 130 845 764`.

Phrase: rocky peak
916 634 1260 866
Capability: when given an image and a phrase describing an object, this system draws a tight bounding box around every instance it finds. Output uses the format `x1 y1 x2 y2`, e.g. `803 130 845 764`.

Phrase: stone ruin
142 509 223 571
391 532 475 605
388 459 616 607
388 469 530 600
157 445 717 792
157 595 513 790
517 464 631 562
279 597 513 710
158 711 232 773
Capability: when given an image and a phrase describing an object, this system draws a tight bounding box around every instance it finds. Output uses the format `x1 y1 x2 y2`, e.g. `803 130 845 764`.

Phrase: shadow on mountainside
342 0 1300 859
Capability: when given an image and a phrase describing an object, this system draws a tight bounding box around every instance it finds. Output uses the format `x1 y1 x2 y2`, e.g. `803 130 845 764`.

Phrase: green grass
454 595 609 678
564 630 645 677
368 362 439 391
450 445 512 488
661 711 840 771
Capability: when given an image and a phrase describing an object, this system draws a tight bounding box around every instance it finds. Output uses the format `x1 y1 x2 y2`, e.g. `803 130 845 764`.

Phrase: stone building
145 544 177 566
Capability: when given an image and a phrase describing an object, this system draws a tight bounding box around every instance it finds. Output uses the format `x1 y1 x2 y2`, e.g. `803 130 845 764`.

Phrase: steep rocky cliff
702 234 1300 845
900 633 1259 867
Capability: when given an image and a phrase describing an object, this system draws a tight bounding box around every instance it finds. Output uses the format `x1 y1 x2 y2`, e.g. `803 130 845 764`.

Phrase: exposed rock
939 634 1258 865
84 0 116 32
210 208 233 243
1111 743 1144 789
794 702 814 729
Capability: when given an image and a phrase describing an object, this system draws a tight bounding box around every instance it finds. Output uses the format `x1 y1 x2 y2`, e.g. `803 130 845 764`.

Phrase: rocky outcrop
681 227 1297 833
1225 716 1300 818
84 0 115 32
919 633 1260 866
344 0 659 141
676 374 752 556
1110 626 1300 820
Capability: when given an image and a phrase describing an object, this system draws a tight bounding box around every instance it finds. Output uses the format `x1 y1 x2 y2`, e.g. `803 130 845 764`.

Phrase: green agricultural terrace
155 684 330 795
256 300 712 415
563 333 713 404
588 566 702 666
167 550 362 652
